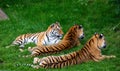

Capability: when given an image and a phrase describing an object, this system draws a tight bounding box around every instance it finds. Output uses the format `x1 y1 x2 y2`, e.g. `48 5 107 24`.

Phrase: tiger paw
28 47 32 51
19 49 24 52
5 46 10 48
110 55 116 58
33 57 39 64
31 65 40 69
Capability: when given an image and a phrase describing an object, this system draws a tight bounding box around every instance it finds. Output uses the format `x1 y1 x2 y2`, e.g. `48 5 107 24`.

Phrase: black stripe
45 47 49 52
46 33 50 42
82 48 88 57
62 62 65 68
75 52 80 63
54 57 59 62
51 56 55 63
51 30 55 35
91 39 94 43
53 46 60 51
59 56 64 62
59 63 62 68
48 57 52 64
17 41 22 45
42 48 47 53
90 54 99 60
69 54 73 59
54 39 58 43
85 44 91 50
42 62 47 68
61 44 66 49
57 56 62 62
43 39 47 45
81 49 86 59
64 55 68 60
89 40 91 46
36 48 43 54
36 34 40 43
84 47 90 56
67 59 70 66
33 51 40 56
31 35 37 41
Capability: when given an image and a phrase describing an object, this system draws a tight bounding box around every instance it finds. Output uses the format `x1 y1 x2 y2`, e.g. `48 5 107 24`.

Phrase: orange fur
6 22 63 52
28 24 84 57
32 33 116 68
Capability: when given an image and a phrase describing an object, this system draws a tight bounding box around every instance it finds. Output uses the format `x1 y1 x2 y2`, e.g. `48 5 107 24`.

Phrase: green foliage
0 0 120 71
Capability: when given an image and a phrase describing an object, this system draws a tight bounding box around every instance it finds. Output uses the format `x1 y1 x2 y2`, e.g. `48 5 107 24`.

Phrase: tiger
31 33 116 69
6 22 64 52
27 24 84 57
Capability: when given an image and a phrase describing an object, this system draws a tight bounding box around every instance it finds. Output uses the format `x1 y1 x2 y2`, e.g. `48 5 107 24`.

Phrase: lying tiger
27 24 84 57
32 33 116 69
6 22 63 52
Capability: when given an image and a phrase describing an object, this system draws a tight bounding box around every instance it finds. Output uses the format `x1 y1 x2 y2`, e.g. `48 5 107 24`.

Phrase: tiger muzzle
103 44 106 48
57 35 63 38
80 34 85 39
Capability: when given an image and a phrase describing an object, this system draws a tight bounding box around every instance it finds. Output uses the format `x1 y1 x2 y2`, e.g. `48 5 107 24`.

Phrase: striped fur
33 33 116 68
28 24 84 56
6 22 63 51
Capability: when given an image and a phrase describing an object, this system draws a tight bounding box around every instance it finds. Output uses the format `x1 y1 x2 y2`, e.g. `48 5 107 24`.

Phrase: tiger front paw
19 49 24 52
110 55 116 58
31 65 40 69
28 47 32 51
33 57 39 64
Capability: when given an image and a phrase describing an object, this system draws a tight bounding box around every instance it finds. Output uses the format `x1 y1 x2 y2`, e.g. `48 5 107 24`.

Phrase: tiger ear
56 21 60 26
51 24 55 28
94 32 97 35
74 24 78 26
99 33 104 39
56 21 59 24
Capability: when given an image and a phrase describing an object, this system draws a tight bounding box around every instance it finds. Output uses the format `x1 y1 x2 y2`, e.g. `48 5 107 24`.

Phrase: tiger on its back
32 33 116 69
28 24 84 56
6 22 63 51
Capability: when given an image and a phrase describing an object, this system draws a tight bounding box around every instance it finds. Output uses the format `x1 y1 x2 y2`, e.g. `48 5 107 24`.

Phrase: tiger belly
45 39 60 45
42 36 61 46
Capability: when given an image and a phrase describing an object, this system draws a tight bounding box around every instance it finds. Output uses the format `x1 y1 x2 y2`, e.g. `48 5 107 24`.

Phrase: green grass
0 0 120 71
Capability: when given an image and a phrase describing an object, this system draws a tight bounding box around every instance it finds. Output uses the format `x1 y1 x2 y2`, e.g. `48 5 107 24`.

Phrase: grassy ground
0 0 120 71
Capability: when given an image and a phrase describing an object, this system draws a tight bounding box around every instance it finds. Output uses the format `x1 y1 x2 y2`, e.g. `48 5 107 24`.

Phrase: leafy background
0 0 120 71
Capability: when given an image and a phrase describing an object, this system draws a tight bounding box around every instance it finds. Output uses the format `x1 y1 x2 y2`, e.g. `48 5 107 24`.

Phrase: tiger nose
81 33 85 39
103 42 107 48
103 44 106 48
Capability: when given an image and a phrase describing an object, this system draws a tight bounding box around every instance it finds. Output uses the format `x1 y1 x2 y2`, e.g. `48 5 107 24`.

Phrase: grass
0 0 120 71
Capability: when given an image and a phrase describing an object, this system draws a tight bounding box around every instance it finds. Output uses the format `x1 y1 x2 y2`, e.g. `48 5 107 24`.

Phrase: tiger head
73 24 84 39
47 22 64 39
93 33 106 49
